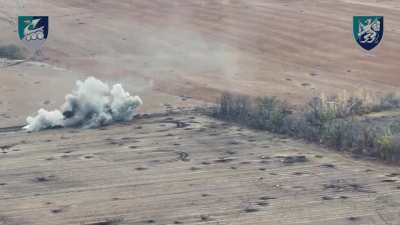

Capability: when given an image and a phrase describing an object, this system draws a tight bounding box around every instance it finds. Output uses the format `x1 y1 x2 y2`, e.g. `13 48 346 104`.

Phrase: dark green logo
353 16 383 51
18 16 49 52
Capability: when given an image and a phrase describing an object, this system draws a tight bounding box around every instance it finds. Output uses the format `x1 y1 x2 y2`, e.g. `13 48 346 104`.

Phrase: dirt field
1 1 400 224
1 113 400 225
1 0 400 126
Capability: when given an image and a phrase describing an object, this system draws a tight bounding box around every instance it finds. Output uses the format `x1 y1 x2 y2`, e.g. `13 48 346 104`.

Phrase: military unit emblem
353 16 384 51
18 16 49 52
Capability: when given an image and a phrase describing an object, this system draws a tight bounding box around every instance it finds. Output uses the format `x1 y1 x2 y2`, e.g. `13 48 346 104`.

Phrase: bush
213 93 251 122
355 125 378 154
376 93 400 111
321 119 353 150
0 44 25 60
213 94 292 133
212 92 400 162
289 117 320 141
251 97 291 133
375 130 400 161
304 96 337 128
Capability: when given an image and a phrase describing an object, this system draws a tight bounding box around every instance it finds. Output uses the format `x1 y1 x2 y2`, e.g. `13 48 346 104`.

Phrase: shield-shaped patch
353 16 384 51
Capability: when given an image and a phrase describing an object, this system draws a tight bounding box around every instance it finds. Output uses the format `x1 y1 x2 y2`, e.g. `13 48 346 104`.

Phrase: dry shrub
214 93 251 122
377 93 400 111
213 94 292 133
250 97 292 133
212 92 400 161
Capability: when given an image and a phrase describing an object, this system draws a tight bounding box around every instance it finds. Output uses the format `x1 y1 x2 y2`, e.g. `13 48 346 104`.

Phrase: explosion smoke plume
23 77 143 132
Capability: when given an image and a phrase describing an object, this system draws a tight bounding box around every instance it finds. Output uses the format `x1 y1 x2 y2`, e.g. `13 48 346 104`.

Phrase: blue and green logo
353 16 384 51
18 16 49 52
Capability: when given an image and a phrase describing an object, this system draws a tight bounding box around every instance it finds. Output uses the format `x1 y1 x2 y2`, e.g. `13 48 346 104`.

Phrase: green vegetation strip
211 92 400 161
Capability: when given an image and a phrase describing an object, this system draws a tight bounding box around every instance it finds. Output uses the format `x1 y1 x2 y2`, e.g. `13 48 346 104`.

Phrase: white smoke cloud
23 77 143 132
25 109 64 132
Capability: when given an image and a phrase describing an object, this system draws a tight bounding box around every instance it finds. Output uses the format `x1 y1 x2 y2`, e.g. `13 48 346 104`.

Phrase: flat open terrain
1 113 400 225
1 1 400 225
1 0 400 126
